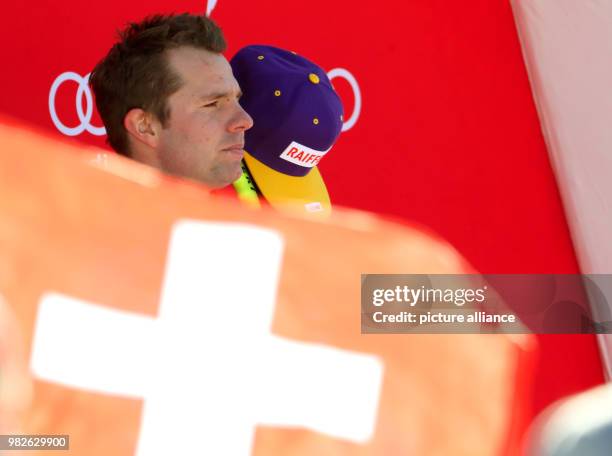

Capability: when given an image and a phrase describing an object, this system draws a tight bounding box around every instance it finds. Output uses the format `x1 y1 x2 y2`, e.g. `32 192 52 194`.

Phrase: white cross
30 220 384 455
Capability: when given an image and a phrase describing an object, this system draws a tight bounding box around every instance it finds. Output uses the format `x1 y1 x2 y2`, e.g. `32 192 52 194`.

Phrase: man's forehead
166 46 237 91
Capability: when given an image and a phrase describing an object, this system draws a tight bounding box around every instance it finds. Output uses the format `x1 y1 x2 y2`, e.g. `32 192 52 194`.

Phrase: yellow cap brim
244 151 331 215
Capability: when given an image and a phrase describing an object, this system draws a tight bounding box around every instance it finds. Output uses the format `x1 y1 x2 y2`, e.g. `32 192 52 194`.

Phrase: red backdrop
0 0 604 416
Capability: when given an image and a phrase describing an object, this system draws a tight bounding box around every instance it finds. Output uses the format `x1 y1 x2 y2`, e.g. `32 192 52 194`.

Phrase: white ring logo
48 69 359 135
49 72 106 137
327 68 362 132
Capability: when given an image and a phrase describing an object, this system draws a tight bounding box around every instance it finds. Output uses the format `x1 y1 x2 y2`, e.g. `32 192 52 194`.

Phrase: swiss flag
0 117 534 455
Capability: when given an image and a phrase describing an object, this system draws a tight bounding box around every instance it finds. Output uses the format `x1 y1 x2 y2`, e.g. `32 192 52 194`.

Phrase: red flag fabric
0 117 534 455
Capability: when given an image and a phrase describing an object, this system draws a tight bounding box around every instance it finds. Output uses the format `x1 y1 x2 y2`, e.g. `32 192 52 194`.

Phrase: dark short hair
90 14 226 156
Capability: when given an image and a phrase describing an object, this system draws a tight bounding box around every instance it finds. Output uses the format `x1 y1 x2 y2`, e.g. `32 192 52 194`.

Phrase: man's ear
123 109 161 149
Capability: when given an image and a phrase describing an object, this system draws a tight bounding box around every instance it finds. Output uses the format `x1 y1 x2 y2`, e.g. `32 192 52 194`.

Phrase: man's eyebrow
197 90 243 101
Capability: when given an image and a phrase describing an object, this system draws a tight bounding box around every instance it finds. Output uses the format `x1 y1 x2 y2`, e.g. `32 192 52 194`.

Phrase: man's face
155 46 253 188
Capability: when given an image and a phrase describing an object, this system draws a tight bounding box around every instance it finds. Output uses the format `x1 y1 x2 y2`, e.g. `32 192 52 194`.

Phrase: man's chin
229 161 245 184
208 162 244 190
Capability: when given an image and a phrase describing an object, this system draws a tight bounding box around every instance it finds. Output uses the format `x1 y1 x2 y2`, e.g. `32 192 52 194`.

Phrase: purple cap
230 45 344 177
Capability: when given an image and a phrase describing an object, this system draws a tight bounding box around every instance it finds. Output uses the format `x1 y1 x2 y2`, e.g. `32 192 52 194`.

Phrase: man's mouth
221 144 245 158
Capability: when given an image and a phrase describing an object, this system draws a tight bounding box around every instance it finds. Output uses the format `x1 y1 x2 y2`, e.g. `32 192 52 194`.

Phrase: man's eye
203 101 218 108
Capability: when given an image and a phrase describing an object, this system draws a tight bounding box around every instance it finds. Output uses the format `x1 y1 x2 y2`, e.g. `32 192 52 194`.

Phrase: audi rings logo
48 68 361 137
49 72 106 137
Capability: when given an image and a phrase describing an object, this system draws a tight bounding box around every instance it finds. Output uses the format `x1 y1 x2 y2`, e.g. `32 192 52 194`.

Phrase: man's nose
228 103 254 133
